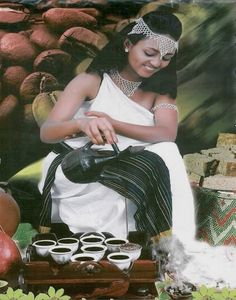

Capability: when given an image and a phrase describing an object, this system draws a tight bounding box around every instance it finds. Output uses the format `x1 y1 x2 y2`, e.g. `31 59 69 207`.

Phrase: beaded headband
127 18 178 59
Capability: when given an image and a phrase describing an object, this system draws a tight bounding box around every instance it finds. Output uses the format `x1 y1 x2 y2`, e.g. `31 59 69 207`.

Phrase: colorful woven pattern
194 187 236 246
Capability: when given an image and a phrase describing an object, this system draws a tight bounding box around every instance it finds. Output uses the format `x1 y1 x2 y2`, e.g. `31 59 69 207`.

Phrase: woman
39 10 196 245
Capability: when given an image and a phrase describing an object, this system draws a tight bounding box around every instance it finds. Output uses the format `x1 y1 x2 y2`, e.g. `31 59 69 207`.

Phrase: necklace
109 69 142 97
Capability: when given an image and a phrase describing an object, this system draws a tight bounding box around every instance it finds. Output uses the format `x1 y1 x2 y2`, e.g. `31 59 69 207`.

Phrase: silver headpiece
127 18 178 59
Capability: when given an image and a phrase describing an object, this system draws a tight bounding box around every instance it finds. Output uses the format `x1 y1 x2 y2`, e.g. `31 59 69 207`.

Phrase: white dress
39 73 196 244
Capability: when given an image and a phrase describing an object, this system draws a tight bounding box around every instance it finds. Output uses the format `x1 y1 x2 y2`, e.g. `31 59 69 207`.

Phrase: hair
88 10 182 99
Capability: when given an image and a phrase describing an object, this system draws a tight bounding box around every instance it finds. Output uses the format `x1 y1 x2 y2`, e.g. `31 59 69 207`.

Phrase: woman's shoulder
69 72 102 99
154 94 177 104
73 72 102 86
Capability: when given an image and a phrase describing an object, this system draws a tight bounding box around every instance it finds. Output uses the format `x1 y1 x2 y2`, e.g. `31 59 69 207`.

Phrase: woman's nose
150 56 162 68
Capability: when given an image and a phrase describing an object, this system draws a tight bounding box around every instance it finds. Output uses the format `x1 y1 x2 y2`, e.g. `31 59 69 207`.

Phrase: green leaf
19 296 28 300
27 292 35 300
7 287 14 298
156 282 166 290
210 295 219 300
199 285 208 296
0 295 9 300
159 292 171 300
48 287 55 298
60 296 71 300
192 291 202 298
208 287 217 296
35 293 50 300
214 294 224 300
55 289 64 298
14 289 24 298
221 287 230 297
229 289 236 297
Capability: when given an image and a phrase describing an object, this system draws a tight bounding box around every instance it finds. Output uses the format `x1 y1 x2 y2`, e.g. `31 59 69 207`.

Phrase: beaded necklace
109 69 142 97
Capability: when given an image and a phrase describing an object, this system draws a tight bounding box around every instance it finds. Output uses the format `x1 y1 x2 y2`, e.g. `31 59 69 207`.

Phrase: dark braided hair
88 10 182 99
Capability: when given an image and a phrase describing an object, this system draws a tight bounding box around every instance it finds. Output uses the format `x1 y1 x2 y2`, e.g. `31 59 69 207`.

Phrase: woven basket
194 187 236 246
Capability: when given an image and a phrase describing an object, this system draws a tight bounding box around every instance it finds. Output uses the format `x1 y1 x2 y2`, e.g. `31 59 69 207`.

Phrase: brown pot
0 188 20 237
42 8 97 32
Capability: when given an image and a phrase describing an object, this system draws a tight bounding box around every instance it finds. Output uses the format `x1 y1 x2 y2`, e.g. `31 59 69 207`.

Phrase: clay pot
0 33 37 65
20 71 60 104
0 224 22 277
0 188 20 237
42 8 97 32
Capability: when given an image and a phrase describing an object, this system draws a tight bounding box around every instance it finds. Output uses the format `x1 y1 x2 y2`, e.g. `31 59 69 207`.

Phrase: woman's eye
144 51 155 57
162 54 174 61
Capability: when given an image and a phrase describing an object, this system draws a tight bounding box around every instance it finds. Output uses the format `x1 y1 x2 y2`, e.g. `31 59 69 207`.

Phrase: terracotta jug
0 188 20 237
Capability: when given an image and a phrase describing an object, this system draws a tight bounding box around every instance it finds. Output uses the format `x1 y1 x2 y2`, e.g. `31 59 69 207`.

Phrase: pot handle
83 141 120 155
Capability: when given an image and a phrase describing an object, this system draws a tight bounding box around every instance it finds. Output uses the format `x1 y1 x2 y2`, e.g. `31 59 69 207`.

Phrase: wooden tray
20 232 158 299
22 259 158 299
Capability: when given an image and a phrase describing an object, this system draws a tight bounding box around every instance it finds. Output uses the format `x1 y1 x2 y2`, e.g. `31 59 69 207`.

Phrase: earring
125 48 129 53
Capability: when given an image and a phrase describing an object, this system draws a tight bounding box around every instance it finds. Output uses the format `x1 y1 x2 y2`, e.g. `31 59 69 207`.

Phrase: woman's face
125 38 176 79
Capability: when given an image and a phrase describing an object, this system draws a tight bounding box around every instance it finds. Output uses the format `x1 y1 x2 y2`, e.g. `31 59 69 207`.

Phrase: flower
0 287 25 300
45 287 70 300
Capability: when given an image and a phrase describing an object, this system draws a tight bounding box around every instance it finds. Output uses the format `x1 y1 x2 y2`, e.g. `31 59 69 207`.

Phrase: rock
216 160 236 177
183 153 219 177
202 175 236 191
216 133 236 148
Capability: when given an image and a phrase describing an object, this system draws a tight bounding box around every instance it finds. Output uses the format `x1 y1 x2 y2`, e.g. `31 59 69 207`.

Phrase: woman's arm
86 95 178 143
40 73 117 145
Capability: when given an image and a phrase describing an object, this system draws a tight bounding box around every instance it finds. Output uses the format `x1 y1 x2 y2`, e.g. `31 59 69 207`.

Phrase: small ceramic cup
80 235 105 246
57 237 79 254
105 237 128 252
81 244 107 261
119 242 142 261
49 246 73 264
71 253 97 263
107 252 132 271
33 239 57 257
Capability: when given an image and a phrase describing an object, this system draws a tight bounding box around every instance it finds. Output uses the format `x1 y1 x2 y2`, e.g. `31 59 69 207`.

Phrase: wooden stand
20 232 158 299
22 259 158 299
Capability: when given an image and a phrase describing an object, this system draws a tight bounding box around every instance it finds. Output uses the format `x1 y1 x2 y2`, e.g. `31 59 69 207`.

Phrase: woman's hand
85 111 113 124
78 112 118 145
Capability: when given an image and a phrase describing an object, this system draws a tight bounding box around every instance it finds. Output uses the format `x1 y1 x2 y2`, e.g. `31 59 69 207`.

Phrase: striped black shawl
39 144 172 241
